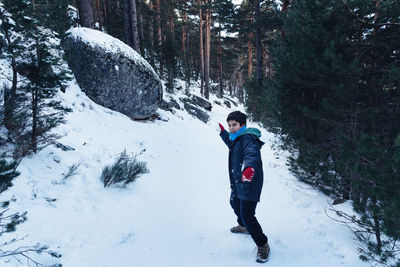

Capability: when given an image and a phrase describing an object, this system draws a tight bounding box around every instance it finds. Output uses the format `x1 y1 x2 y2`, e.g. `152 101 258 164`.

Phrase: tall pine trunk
248 31 254 79
199 0 204 95
204 0 211 100
254 0 262 116
130 0 140 53
149 0 154 67
238 54 244 103
31 0 39 153
183 0 190 94
3 27 18 133
31 86 38 153
124 0 140 53
255 0 262 89
123 0 132 46
78 0 95 28
94 0 102 29
155 0 163 77
138 2 144 55
218 43 223 97
217 19 223 97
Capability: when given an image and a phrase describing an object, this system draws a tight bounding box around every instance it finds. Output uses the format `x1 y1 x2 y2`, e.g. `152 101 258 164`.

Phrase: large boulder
62 27 162 119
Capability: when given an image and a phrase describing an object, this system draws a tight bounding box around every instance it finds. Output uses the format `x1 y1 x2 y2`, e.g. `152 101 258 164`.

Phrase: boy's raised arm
219 123 230 147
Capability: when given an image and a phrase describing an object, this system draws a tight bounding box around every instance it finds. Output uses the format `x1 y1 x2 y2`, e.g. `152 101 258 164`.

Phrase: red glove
218 123 225 132
242 167 255 182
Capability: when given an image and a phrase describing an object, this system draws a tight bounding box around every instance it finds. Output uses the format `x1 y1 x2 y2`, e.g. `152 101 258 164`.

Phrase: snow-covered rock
183 102 210 123
190 94 212 111
62 27 162 119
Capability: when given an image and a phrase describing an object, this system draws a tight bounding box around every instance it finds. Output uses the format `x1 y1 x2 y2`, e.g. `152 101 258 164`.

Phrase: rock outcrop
62 27 162 119
191 95 212 111
183 103 210 123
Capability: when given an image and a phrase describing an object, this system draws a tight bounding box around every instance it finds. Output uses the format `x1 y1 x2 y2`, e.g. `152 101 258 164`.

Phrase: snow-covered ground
0 77 371 267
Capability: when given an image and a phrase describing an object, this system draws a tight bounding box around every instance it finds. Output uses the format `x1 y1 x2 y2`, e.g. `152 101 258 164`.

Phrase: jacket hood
238 127 261 138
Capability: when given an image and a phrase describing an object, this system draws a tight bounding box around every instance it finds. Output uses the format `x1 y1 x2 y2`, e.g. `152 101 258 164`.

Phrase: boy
218 111 270 263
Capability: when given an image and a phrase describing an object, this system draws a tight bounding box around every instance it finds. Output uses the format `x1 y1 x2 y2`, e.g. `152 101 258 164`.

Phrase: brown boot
256 241 270 263
230 225 249 234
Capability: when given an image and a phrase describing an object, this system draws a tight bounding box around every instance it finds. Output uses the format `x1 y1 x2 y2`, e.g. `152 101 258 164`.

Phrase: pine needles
100 150 149 188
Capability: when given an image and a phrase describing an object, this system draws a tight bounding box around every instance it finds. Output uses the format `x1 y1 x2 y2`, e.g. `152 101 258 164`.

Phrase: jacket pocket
236 181 251 195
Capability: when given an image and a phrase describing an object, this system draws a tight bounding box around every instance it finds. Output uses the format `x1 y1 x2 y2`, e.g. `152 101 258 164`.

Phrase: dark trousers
230 196 268 247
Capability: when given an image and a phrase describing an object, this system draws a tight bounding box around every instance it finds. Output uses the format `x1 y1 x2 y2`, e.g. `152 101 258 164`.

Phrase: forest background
0 0 399 266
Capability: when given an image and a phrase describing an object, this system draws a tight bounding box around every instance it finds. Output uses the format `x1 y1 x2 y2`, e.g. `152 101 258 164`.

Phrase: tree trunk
130 0 140 53
280 0 293 37
204 0 211 100
182 10 186 55
149 0 154 67
199 0 204 95
183 0 190 94
139 11 144 54
103 0 107 27
218 44 223 97
170 11 175 40
248 31 254 79
3 27 18 133
78 0 95 28
372 196 382 254
238 54 244 103
264 47 272 76
254 0 262 89
282 0 289 11
123 0 133 46
31 0 39 153
94 0 102 29
217 19 223 97
31 87 38 153
185 31 190 93
155 0 163 77
282 0 294 12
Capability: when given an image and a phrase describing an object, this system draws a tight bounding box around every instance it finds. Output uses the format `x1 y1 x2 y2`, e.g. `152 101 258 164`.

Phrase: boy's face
228 120 243 134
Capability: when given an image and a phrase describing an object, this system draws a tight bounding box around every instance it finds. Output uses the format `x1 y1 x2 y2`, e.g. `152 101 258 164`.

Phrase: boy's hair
227 111 247 126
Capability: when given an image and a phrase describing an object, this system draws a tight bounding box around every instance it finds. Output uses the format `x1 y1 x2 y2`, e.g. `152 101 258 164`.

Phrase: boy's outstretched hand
218 123 225 132
242 167 255 182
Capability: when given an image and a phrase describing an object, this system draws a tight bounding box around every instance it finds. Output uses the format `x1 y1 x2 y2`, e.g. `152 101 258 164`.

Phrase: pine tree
260 0 400 264
0 154 19 193
123 0 140 52
1 0 71 156
33 0 74 35
213 0 235 97
1 1 32 141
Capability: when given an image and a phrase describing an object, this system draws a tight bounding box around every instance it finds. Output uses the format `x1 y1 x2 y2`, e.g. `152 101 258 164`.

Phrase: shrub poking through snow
101 150 148 188
62 163 81 183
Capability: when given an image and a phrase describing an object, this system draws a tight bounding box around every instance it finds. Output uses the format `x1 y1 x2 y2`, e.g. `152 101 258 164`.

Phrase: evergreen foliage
0 154 19 193
93 0 247 95
0 200 27 235
32 0 75 36
0 1 31 140
104 0 125 42
0 0 71 156
101 150 149 188
244 0 400 264
1 0 399 264
0 200 62 266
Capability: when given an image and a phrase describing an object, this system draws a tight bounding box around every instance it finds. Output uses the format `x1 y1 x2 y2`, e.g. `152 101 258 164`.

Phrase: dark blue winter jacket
220 127 265 202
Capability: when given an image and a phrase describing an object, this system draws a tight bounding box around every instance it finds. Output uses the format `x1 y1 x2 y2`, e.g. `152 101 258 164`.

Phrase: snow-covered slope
0 78 370 267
